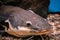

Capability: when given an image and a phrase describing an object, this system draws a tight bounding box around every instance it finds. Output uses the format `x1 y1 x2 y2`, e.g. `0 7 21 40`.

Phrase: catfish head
0 6 51 32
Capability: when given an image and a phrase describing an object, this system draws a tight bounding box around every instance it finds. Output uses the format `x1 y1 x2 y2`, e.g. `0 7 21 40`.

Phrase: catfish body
0 6 51 31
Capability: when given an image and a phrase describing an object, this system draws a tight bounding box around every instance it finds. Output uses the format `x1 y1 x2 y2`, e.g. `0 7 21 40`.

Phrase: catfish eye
27 23 31 26
26 21 32 26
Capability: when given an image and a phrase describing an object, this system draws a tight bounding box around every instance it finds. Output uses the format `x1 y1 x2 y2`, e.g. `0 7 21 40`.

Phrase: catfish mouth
16 26 39 32
9 25 39 32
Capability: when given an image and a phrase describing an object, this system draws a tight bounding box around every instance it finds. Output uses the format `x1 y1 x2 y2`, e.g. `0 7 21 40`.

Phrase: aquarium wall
48 0 60 12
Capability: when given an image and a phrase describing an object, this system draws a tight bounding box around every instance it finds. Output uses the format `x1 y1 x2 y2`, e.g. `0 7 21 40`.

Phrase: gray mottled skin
0 6 51 31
